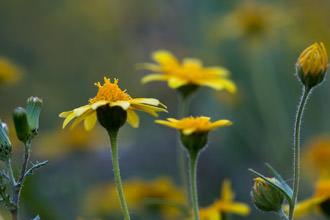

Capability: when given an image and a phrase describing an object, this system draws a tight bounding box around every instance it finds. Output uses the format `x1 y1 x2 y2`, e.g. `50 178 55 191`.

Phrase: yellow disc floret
89 77 131 104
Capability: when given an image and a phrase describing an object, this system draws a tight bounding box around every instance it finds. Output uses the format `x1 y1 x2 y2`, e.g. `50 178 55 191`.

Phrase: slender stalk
177 95 190 206
11 142 31 220
5 159 16 186
108 131 130 220
289 87 311 220
189 151 200 220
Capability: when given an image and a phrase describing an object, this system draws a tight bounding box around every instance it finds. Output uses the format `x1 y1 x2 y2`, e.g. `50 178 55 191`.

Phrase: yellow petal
110 101 130 110
221 179 234 202
62 112 76 129
216 202 250 216
91 101 108 110
204 67 230 77
152 50 179 66
201 79 237 93
210 120 233 130
131 98 167 108
289 196 327 217
135 63 161 71
84 112 97 131
70 110 93 130
59 111 72 118
127 109 139 128
155 120 179 129
182 58 203 67
141 74 169 84
73 105 92 117
168 78 188 88
131 103 168 116
182 128 196 135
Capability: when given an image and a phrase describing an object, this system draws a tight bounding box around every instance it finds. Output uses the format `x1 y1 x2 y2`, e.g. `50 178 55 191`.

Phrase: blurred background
0 0 330 219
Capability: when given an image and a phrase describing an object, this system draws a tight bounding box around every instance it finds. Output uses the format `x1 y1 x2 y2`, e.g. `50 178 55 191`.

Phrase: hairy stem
289 87 311 220
189 151 200 220
108 131 130 220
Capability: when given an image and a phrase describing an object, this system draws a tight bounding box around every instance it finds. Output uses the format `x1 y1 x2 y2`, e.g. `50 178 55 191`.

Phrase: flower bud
297 42 328 88
26 96 43 137
180 132 208 154
96 105 127 133
251 177 284 212
0 121 12 161
13 107 31 143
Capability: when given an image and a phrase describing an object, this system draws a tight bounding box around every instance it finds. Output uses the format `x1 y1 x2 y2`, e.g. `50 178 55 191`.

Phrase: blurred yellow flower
187 180 250 220
59 77 167 130
211 1 291 43
0 57 22 86
303 135 330 179
83 177 185 219
155 116 232 135
284 179 330 218
33 125 107 160
138 50 236 93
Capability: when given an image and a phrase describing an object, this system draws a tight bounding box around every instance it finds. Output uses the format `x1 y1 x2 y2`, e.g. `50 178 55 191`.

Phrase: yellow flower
59 77 167 130
155 116 232 135
285 179 330 218
83 177 185 219
297 42 328 87
188 180 250 220
0 57 22 86
138 50 236 93
303 135 330 180
210 1 291 44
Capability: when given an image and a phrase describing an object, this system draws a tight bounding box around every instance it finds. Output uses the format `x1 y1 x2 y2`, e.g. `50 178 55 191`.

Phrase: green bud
180 132 208 154
0 121 12 161
251 177 284 212
13 107 30 143
26 96 43 137
96 105 127 133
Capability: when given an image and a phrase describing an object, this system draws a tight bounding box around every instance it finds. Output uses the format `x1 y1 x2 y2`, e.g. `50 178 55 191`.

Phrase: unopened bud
13 107 30 143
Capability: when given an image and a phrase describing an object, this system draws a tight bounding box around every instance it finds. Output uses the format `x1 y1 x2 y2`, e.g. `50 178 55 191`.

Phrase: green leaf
248 168 292 203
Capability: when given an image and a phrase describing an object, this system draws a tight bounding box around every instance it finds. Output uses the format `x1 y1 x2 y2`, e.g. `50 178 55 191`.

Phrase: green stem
279 208 289 220
108 131 130 220
289 87 311 220
5 159 16 186
177 95 190 206
189 151 199 220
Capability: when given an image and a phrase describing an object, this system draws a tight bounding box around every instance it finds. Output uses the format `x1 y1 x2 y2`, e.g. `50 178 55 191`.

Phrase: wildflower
187 180 250 220
138 50 236 94
303 135 330 179
210 1 291 44
83 177 185 220
296 42 328 88
0 57 22 86
156 116 232 152
59 77 167 131
251 177 284 212
285 179 330 218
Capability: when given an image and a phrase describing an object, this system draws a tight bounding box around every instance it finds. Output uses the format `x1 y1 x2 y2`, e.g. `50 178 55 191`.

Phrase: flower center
89 77 131 104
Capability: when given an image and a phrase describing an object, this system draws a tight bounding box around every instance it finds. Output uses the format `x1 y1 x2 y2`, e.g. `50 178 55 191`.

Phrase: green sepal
249 168 292 204
265 163 293 198
0 121 12 161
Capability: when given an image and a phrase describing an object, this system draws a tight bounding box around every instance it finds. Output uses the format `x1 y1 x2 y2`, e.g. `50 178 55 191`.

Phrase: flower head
0 57 22 86
138 50 236 93
288 179 330 218
83 177 185 219
297 42 328 88
59 77 167 131
188 180 250 220
155 116 232 136
303 135 330 179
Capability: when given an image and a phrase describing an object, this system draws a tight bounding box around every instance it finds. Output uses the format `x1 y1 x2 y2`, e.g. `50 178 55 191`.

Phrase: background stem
189 151 200 220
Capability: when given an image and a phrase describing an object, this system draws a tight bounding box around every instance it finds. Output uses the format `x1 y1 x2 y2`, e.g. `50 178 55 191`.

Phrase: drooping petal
141 74 169 84
59 111 72 118
110 101 130 110
73 105 92 117
168 78 187 88
131 103 168 116
62 112 76 129
130 98 167 108
84 112 97 131
126 109 139 128
70 109 93 130
216 202 250 216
